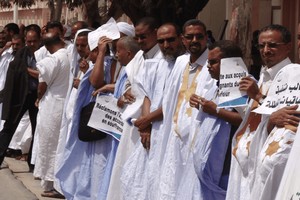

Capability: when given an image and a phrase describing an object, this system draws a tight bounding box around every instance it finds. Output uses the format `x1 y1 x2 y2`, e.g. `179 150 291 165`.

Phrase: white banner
253 64 300 115
88 94 124 140
218 57 248 108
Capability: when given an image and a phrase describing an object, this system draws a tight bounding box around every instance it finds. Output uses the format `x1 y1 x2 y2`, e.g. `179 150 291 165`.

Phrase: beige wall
198 0 227 41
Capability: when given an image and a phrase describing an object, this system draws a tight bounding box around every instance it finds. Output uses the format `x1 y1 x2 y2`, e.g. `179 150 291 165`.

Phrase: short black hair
43 33 62 46
159 22 181 36
259 24 291 43
4 23 20 35
208 40 243 58
136 17 160 31
182 19 206 34
46 21 64 33
25 24 41 38
12 34 25 44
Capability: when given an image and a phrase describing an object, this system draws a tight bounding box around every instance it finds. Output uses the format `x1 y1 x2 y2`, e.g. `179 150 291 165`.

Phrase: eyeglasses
157 37 176 44
256 42 286 50
183 34 205 40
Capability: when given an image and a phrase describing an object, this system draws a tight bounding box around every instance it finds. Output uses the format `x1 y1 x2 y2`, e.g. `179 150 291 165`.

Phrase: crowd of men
0 17 299 200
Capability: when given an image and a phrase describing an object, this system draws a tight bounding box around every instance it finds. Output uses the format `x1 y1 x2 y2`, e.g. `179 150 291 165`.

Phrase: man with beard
120 22 185 199
155 19 214 199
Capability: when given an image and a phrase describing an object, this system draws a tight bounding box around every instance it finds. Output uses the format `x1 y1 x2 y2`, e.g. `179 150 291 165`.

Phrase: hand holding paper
239 76 261 101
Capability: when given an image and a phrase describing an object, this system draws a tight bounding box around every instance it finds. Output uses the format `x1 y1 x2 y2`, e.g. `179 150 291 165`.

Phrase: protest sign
253 64 300 115
217 57 248 108
88 94 124 140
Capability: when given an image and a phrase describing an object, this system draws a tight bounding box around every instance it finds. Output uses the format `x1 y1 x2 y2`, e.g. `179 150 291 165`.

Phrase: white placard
253 64 300 115
88 18 120 51
217 57 248 108
88 94 124 140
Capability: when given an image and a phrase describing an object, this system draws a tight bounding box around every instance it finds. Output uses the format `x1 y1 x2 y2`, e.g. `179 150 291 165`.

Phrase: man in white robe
106 17 163 200
226 24 293 200
184 40 244 199
33 32 70 198
120 23 185 199
156 19 213 199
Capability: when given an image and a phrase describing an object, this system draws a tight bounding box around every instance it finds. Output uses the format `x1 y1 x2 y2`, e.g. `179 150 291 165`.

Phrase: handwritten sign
217 57 248 108
88 94 124 140
254 64 300 115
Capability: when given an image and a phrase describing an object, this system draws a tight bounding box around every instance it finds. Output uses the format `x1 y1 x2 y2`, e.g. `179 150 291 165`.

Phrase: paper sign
217 57 248 108
88 94 124 140
88 18 120 51
253 64 300 115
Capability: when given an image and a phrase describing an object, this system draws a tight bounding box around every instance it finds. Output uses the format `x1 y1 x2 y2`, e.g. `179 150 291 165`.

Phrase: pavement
0 157 65 200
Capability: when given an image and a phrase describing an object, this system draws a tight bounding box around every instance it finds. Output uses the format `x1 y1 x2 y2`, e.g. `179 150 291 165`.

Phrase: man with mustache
226 24 293 200
156 19 214 198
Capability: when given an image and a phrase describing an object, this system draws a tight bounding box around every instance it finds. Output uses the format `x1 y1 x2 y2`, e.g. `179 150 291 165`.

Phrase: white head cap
117 22 135 37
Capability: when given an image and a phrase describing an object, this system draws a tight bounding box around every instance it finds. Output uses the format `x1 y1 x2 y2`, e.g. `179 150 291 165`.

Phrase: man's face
89 47 98 63
0 33 7 48
258 30 291 68
71 23 82 40
116 40 130 66
25 30 41 54
135 24 157 52
157 25 183 60
182 25 207 57
12 38 24 53
75 36 89 58
207 47 222 80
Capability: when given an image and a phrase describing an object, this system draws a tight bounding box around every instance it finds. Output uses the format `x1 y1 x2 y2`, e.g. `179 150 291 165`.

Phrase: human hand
239 76 261 101
73 78 80 89
123 89 136 104
35 98 40 108
190 94 201 109
140 125 152 150
98 36 112 53
268 105 300 130
134 115 151 131
79 58 89 74
199 97 218 116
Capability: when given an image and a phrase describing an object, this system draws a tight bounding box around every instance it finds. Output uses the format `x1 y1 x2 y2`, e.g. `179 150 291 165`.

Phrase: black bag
78 102 107 142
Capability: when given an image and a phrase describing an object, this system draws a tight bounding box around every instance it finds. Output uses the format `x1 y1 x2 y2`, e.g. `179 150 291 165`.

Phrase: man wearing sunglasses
154 19 215 198
227 24 294 200
121 22 185 199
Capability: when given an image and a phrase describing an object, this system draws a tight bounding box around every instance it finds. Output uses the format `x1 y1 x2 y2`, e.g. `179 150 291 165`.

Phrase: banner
88 94 124 140
253 64 300 115
217 57 248 108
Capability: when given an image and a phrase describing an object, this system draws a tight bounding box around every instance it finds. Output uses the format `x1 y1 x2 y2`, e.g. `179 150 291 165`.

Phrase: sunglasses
183 34 205 40
256 42 286 50
157 37 176 44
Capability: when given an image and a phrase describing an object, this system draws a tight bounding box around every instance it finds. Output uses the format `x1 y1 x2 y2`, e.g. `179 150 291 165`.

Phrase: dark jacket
1 46 32 123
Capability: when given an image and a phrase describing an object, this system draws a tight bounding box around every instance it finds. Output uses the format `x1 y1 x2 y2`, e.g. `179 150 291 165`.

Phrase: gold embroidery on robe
233 100 262 157
173 63 202 138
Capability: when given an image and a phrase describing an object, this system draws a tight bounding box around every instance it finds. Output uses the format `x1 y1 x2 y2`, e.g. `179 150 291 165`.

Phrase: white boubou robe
120 58 175 199
251 64 300 200
157 50 213 199
0 48 13 129
107 46 162 200
226 58 291 200
33 48 70 181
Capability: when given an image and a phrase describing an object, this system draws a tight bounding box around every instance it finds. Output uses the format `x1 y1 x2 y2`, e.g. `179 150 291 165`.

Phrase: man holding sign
226 24 293 200
187 40 243 199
